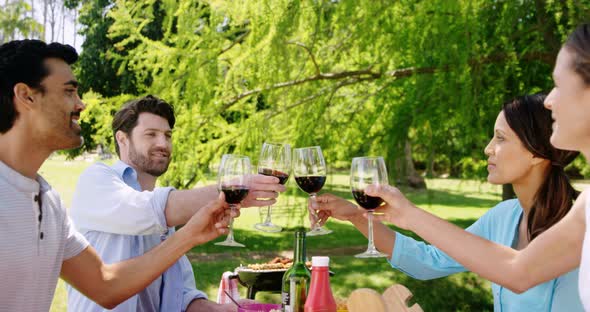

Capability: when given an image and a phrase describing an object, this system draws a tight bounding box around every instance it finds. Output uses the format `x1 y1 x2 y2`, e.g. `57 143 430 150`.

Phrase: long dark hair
565 23 590 85
503 94 579 241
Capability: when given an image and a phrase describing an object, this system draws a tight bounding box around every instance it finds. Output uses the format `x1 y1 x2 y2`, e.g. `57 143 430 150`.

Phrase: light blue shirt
67 161 207 312
389 199 583 311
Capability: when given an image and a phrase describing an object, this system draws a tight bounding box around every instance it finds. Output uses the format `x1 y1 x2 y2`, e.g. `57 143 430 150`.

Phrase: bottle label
282 291 291 312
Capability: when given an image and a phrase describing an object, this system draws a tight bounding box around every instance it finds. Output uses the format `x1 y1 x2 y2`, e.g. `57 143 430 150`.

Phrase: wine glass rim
352 156 384 160
293 145 322 150
222 154 250 159
263 141 290 146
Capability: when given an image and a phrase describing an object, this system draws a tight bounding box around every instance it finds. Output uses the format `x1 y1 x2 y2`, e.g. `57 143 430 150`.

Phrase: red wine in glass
295 176 326 194
221 185 250 204
351 189 383 210
258 168 290 185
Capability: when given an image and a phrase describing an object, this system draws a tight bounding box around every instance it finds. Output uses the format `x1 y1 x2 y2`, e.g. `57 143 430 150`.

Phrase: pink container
237 303 282 312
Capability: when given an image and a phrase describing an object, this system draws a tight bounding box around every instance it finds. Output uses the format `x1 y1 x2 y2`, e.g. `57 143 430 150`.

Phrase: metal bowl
231 267 286 299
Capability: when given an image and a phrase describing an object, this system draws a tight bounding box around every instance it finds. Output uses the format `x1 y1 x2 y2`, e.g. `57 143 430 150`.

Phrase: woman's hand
311 193 366 225
366 184 417 230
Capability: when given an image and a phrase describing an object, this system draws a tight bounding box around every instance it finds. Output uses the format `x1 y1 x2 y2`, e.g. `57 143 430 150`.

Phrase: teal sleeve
388 209 492 280
550 269 584 311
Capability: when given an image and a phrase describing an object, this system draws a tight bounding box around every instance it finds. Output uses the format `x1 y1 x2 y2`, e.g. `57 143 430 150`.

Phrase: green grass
43 156 509 311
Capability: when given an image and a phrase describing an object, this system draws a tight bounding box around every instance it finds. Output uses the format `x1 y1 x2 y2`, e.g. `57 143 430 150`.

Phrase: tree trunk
61 1 65 42
391 140 427 190
426 148 435 178
43 0 47 39
73 7 77 47
502 184 516 201
49 0 56 41
404 140 426 189
31 0 36 37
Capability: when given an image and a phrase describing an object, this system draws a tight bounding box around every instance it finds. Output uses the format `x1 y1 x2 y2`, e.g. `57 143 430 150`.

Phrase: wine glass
215 154 251 247
350 156 388 258
255 142 291 233
293 146 332 236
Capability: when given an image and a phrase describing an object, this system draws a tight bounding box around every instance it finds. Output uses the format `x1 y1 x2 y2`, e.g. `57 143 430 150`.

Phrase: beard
128 140 171 177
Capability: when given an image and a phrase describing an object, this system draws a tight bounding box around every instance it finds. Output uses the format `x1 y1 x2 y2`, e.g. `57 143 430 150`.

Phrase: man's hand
184 193 235 245
311 193 365 225
241 174 286 207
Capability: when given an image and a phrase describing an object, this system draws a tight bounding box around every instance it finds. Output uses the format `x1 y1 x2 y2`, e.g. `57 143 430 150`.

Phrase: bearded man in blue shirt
67 95 285 312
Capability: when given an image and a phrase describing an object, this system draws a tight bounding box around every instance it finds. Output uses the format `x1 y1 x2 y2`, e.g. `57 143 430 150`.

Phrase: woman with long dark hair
315 94 583 310
319 23 590 310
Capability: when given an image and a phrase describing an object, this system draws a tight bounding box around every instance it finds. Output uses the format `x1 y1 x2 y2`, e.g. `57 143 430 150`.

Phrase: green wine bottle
281 229 311 312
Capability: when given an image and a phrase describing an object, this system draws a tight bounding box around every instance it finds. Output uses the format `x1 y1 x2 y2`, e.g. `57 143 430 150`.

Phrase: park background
2 0 590 311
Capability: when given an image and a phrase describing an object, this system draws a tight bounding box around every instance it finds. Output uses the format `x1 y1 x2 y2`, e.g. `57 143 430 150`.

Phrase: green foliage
74 0 168 97
568 156 590 179
75 0 139 97
62 92 135 158
0 1 43 43
75 0 590 188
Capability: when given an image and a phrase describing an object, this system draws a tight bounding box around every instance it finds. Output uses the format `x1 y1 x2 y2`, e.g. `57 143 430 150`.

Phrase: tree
0 0 43 43
76 0 589 189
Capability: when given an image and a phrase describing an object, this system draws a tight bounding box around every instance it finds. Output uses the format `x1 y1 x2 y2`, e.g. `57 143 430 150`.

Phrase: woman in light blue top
314 94 583 311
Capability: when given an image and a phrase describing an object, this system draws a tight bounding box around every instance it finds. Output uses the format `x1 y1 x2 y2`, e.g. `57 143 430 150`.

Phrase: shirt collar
0 159 45 193
111 160 142 190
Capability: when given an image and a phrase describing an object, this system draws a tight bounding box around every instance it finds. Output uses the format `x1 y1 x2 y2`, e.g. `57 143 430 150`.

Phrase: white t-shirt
0 160 89 312
580 193 590 311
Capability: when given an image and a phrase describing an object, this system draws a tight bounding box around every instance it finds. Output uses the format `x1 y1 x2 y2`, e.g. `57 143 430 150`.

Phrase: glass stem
309 193 319 230
367 211 376 251
264 206 272 224
227 204 237 241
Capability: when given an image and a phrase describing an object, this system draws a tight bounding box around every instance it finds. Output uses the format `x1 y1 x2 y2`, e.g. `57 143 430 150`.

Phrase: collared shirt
0 160 89 312
579 195 590 311
67 161 207 312
389 199 583 312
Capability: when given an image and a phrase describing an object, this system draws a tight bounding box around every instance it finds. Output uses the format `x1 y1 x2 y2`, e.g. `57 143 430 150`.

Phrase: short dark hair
112 95 176 157
0 39 78 133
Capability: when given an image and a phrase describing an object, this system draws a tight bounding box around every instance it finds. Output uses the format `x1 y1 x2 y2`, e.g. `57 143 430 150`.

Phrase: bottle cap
312 256 330 267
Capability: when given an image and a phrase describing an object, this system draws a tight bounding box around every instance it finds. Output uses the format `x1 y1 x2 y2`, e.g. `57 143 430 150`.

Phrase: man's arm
71 163 172 235
165 175 285 227
61 196 231 309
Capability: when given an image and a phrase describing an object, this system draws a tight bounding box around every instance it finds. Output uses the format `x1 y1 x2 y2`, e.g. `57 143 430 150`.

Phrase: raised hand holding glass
255 142 291 232
350 156 388 258
293 146 331 236
216 154 251 247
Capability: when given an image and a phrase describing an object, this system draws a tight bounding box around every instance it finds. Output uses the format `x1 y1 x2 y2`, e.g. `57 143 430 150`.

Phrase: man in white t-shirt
0 39 233 312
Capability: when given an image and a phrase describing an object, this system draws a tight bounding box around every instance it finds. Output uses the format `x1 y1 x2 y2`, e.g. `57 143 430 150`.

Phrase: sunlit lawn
43 155 584 311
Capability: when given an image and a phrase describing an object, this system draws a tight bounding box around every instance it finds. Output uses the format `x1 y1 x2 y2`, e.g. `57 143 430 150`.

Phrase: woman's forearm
406 204 583 292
